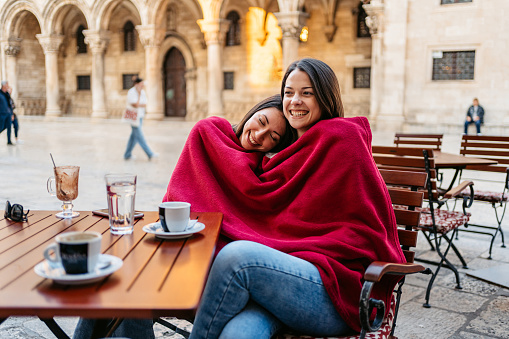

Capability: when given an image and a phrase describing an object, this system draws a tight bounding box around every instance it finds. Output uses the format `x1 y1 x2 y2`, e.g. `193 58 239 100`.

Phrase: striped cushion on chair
275 297 396 339
461 189 507 203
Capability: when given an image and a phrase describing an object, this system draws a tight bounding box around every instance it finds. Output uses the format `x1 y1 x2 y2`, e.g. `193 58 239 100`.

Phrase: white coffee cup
43 231 102 274
159 202 191 232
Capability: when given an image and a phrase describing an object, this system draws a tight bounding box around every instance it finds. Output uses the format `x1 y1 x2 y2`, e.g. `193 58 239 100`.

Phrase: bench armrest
364 261 429 282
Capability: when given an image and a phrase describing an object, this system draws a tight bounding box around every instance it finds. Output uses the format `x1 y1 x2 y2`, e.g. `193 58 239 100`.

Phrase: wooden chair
372 146 474 308
276 169 431 339
457 135 508 259
394 133 443 150
394 133 445 189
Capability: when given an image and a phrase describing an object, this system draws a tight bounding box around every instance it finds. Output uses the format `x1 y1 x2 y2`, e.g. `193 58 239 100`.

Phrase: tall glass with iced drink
105 173 137 235
47 166 80 218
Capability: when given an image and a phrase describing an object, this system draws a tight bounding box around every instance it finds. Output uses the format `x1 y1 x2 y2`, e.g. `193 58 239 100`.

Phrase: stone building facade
0 0 507 132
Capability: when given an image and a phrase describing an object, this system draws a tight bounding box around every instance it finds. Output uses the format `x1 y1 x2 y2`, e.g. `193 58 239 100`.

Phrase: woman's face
240 107 287 152
283 69 321 138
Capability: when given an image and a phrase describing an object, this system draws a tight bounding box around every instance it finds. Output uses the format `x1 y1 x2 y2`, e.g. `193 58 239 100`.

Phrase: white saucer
143 220 205 239
34 254 123 285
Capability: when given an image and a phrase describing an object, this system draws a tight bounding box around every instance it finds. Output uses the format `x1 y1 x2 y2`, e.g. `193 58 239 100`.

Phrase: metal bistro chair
276 169 430 339
457 135 508 259
372 146 474 308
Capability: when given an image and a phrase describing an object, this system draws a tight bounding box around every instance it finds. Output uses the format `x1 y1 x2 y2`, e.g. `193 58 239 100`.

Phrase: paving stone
441 273 500 297
394 301 466 338
450 331 499 339
467 296 509 338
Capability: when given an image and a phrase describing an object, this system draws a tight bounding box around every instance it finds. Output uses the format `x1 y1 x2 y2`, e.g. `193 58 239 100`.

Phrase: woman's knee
212 241 268 273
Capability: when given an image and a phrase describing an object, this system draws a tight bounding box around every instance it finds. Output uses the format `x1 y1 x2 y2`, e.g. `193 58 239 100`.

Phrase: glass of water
105 173 137 235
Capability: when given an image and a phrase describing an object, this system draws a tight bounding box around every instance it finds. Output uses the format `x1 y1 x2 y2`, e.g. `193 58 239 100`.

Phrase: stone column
136 25 165 120
197 19 229 117
36 34 64 118
363 0 384 125
3 38 22 104
84 30 110 119
365 0 408 131
274 11 309 71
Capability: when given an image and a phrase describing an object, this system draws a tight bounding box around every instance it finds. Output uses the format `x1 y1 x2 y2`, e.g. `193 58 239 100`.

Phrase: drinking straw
50 153 56 168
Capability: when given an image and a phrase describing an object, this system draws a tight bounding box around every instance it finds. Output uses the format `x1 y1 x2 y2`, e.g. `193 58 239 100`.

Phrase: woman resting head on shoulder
282 58 344 138
233 94 295 152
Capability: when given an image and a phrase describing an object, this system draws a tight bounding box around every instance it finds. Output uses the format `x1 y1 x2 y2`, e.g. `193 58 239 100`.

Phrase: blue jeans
124 118 154 159
190 241 350 339
464 119 481 134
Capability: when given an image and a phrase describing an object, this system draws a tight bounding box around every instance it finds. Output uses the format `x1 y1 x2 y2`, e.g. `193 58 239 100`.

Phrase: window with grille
441 0 472 4
122 74 138 90
77 75 91 90
225 11 241 46
76 25 87 54
124 21 136 52
353 67 371 88
224 72 234 90
357 3 371 38
432 51 475 81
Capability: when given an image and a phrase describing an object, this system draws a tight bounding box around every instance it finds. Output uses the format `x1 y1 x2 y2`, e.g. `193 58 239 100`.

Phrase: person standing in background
123 77 158 160
0 81 13 145
464 98 485 135
6 84 21 144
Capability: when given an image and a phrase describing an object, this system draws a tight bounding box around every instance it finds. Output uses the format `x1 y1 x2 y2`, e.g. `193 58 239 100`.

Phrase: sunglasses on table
4 201 29 222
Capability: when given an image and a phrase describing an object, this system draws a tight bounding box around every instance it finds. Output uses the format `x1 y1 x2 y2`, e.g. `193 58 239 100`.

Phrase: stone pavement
0 117 508 338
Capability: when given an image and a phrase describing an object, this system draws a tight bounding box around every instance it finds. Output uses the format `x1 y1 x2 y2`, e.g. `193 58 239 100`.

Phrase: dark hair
281 58 344 120
133 77 143 84
233 94 296 152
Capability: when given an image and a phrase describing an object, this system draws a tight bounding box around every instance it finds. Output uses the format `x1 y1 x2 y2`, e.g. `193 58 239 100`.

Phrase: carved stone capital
136 25 165 48
4 37 22 57
83 30 111 54
36 34 64 54
274 11 309 40
197 19 229 45
363 0 384 35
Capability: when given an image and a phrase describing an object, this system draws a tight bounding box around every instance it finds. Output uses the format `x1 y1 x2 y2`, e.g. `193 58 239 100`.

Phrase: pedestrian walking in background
123 77 158 160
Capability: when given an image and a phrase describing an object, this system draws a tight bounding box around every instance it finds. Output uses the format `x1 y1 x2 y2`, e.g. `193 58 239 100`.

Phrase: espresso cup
43 231 102 274
159 202 191 232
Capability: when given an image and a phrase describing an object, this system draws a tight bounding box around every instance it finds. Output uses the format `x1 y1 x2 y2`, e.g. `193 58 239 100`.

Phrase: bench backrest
372 145 438 201
379 169 427 263
460 135 509 173
394 133 443 150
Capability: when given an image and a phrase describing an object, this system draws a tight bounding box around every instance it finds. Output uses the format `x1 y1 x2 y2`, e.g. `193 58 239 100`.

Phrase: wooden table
0 210 222 337
434 151 498 191
434 151 497 169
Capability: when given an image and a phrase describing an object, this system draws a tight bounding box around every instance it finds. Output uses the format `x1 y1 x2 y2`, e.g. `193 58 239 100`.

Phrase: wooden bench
394 133 443 150
372 146 474 308
276 169 430 339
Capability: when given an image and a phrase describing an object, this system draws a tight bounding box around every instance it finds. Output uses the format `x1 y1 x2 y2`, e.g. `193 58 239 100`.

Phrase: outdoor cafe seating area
1 125 508 339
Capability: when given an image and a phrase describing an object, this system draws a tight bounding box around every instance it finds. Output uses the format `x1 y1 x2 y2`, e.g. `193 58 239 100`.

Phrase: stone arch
159 34 198 119
150 0 202 28
0 0 42 38
0 3 45 115
94 0 142 31
42 0 91 34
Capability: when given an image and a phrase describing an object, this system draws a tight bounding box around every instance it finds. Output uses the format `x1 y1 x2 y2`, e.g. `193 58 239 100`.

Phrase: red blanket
163 116 405 332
